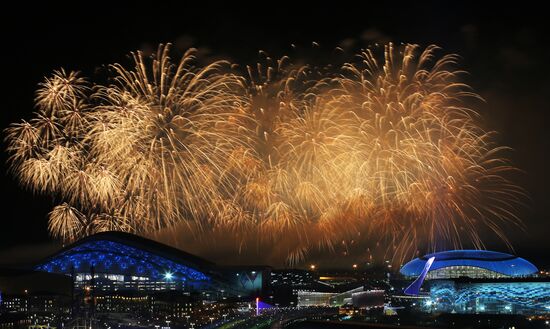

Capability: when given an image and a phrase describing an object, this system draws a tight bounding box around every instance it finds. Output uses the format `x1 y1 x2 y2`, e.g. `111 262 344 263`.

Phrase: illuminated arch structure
34 232 267 298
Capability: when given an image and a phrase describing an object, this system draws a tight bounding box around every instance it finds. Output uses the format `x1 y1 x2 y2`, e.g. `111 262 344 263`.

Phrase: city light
164 272 173 280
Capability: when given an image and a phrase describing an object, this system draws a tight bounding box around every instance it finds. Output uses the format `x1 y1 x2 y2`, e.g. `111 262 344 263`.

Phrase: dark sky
1 2 548 267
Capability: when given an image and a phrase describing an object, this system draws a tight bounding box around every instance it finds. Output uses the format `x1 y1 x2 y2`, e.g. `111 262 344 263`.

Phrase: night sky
1 2 548 267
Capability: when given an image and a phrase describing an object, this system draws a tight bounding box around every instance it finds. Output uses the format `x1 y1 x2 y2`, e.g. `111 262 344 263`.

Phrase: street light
309 264 316 270
352 264 358 269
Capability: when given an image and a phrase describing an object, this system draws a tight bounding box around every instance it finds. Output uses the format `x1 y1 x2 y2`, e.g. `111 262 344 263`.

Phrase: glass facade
35 240 210 284
426 266 508 279
74 272 181 291
297 291 334 306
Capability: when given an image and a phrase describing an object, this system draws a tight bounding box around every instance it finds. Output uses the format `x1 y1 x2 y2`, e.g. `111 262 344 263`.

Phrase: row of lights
309 264 361 270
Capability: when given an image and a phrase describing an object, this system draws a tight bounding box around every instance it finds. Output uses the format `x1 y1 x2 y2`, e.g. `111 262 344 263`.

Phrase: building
297 291 335 307
398 250 549 315
2 232 271 326
297 287 384 308
270 269 315 288
33 231 269 299
268 269 316 306
0 269 72 326
351 290 385 309
428 278 550 315
400 250 538 280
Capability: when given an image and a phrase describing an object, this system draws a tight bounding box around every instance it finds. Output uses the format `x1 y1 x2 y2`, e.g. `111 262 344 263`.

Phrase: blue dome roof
400 250 538 277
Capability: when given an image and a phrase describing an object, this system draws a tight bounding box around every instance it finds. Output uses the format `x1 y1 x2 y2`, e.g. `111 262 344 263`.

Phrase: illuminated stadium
33 232 268 299
400 250 538 279
399 250 549 315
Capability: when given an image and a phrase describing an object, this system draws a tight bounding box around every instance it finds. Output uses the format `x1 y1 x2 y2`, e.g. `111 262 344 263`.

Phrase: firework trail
5 43 524 265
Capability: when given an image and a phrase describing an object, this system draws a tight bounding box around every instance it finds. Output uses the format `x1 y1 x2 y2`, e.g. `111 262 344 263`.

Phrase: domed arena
400 250 539 279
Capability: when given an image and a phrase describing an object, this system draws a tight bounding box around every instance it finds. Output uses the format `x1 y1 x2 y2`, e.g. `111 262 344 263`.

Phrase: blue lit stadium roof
400 250 538 277
34 231 214 282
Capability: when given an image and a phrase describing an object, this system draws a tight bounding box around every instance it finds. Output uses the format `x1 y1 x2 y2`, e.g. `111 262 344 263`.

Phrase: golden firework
5 43 523 265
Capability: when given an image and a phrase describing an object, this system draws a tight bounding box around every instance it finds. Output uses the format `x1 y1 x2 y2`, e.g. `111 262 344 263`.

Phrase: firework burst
5 43 524 265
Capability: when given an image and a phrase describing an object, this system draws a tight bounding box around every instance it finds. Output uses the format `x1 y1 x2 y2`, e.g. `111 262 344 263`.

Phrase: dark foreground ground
287 321 429 329
286 313 549 329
